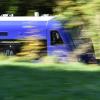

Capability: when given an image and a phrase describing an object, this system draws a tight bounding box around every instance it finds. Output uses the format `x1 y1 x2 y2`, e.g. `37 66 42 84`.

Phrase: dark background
0 0 56 16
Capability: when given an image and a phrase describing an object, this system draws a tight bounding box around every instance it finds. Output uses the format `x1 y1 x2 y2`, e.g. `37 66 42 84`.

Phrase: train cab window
51 31 63 45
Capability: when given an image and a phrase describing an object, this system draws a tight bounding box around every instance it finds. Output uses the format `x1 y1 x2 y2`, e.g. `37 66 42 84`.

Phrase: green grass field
0 61 100 100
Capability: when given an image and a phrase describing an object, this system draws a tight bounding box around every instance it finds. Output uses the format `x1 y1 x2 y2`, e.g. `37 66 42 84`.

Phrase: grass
0 61 100 100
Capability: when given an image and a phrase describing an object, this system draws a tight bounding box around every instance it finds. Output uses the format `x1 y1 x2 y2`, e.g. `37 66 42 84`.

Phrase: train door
47 30 69 62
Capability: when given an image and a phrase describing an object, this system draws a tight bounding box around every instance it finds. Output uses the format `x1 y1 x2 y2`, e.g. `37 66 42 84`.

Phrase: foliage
0 0 56 15
54 0 100 35
54 0 100 59
54 0 87 28
16 37 45 61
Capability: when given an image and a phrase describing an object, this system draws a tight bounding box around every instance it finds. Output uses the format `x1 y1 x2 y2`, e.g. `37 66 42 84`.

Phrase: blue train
0 16 95 63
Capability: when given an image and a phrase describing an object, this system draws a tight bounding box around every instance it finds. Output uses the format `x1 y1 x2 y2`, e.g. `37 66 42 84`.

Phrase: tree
83 0 100 59
0 0 56 16
54 0 100 62
16 37 46 61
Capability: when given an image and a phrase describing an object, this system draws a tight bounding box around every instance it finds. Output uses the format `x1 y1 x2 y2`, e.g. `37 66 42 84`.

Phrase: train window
0 32 8 36
51 30 63 45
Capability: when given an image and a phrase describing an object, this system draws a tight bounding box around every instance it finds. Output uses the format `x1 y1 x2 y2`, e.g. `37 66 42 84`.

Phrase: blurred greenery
54 0 100 60
0 62 100 100
16 37 46 61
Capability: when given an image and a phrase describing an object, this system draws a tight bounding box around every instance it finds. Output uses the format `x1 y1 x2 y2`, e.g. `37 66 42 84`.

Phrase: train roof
0 16 55 21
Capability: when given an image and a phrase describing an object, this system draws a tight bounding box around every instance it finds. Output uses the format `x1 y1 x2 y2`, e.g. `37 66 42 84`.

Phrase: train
0 16 96 63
